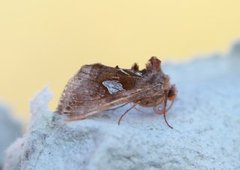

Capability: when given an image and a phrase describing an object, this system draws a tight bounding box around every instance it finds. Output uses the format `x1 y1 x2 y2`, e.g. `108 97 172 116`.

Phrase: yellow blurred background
0 0 239 122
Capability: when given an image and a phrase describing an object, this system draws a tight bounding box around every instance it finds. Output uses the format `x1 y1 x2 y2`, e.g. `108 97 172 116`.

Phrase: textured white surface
0 105 21 170
4 42 240 170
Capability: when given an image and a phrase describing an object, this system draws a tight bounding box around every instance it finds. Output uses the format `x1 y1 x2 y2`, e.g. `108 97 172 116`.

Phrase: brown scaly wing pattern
56 63 149 120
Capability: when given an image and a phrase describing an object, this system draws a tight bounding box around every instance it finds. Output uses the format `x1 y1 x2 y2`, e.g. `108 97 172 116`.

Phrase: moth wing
57 64 140 119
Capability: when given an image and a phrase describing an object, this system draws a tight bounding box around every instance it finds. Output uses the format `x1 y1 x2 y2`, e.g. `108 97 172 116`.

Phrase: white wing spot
102 80 124 94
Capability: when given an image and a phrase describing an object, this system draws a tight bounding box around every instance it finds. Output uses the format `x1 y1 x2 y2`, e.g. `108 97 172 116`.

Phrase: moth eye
66 106 71 111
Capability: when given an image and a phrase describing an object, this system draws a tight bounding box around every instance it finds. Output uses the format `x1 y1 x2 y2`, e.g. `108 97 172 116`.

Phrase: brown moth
56 57 177 128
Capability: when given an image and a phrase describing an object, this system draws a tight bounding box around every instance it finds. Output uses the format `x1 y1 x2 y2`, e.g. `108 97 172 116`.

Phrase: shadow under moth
56 57 177 128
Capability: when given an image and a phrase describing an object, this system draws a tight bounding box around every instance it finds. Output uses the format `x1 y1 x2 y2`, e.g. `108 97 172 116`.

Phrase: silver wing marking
102 80 124 94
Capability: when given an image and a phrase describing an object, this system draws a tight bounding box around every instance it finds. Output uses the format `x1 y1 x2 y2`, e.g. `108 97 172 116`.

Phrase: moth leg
118 103 137 125
132 104 152 114
162 95 173 129
153 98 175 115
153 95 173 129
105 103 129 112
133 106 146 113
166 98 175 112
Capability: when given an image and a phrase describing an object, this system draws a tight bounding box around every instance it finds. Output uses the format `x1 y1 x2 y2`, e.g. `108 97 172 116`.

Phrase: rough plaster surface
0 105 21 170
4 42 240 170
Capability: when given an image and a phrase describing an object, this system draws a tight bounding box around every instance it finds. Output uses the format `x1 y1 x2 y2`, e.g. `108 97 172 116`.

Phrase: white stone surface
4 42 240 170
0 105 22 170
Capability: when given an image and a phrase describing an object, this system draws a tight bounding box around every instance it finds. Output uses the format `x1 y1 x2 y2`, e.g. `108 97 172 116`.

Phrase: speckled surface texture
0 105 21 170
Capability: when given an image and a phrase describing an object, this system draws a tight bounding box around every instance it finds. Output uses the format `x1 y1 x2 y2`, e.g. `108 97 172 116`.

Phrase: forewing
57 64 141 119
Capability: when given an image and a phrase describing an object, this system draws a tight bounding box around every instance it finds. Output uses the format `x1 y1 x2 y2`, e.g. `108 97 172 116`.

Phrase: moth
56 57 177 128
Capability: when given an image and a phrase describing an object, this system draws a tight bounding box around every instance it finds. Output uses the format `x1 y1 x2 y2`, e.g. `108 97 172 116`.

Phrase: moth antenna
118 103 137 125
163 94 173 129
